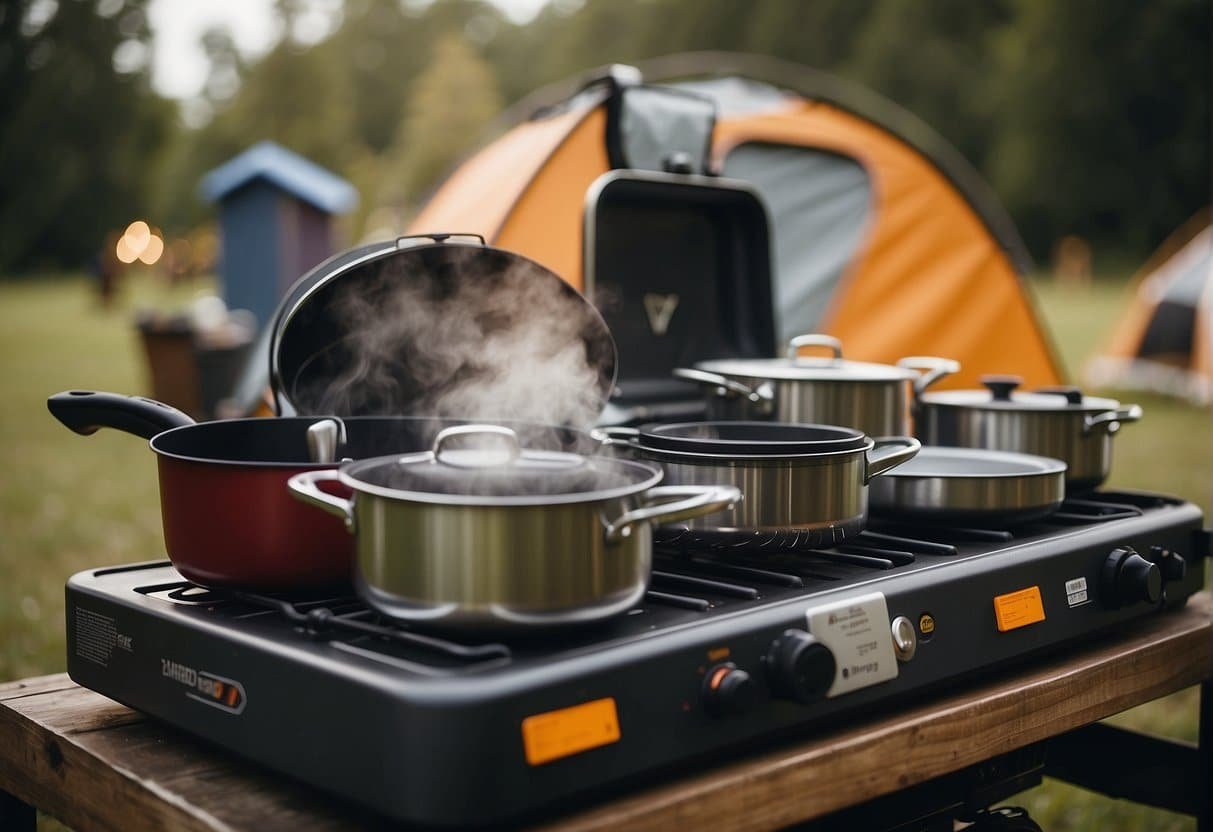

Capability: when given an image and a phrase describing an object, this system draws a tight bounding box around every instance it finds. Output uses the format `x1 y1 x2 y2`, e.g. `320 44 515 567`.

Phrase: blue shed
200 142 357 327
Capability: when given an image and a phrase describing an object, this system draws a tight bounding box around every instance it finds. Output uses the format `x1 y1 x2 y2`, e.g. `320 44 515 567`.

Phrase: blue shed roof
200 141 358 214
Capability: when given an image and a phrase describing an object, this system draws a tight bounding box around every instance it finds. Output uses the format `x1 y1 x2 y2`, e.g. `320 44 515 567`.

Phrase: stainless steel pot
288 425 739 630
673 334 958 436
600 422 920 549
869 446 1067 526
916 377 1142 493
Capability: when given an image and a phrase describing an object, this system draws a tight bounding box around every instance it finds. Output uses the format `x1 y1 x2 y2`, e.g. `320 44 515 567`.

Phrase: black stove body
66 491 1208 827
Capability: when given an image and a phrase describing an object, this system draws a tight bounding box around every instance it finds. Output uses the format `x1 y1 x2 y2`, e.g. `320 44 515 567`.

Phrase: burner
66 490 1208 827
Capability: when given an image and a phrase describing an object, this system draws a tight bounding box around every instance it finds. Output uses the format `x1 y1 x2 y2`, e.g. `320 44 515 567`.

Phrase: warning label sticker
805 592 897 697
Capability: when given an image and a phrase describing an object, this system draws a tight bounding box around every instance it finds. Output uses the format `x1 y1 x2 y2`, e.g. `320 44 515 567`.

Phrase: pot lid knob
981 375 1022 401
786 333 843 363
431 424 521 468
1034 385 1085 405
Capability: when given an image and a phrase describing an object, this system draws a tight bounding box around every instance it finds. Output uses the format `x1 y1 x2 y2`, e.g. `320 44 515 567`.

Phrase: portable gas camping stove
66 490 1208 827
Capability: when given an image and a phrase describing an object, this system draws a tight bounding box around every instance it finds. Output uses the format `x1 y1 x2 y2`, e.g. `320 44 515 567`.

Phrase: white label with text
1065 576 1090 608
805 592 898 697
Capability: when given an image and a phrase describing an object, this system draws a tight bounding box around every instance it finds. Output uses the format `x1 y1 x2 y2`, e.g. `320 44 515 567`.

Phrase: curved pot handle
604 485 741 544
897 356 961 396
1084 404 1143 435
431 424 521 465
591 425 641 448
674 366 756 402
786 333 843 362
288 470 356 531
48 390 195 439
865 437 921 483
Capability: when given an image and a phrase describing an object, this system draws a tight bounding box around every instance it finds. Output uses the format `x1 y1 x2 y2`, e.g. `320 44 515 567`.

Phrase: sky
147 0 550 100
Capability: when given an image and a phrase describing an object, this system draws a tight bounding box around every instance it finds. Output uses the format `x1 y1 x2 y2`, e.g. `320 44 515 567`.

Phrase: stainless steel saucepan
599 421 920 549
288 425 739 630
673 334 958 436
915 376 1142 493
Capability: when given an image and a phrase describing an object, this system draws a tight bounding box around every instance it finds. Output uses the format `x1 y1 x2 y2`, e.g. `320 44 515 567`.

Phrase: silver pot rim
918 389 1124 413
623 437 877 466
334 453 665 507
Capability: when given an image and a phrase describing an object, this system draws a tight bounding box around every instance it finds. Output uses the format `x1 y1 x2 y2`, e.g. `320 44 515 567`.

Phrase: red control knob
701 663 757 717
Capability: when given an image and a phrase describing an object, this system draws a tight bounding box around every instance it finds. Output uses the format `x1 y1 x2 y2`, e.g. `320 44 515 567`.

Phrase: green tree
0 0 173 272
986 0 1211 260
382 33 503 212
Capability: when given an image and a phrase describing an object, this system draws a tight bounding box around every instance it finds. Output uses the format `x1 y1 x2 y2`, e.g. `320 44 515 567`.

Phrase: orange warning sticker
993 586 1046 632
522 697 620 766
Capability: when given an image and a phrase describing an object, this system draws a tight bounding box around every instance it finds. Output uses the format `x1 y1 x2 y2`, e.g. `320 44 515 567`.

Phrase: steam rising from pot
279 245 617 441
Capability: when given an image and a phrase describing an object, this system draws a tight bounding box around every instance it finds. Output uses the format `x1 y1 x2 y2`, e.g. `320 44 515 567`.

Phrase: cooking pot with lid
915 376 1142 493
673 334 958 436
288 425 739 630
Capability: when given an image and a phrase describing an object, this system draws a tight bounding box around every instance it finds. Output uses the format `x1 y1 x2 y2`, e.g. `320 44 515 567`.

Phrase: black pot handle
47 390 196 439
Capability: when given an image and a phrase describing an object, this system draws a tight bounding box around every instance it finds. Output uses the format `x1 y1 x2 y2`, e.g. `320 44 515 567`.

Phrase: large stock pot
289 425 740 630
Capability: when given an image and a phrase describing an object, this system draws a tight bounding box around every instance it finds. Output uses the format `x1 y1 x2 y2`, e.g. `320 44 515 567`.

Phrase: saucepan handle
672 368 771 406
865 437 921 483
786 333 843 362
591 426 641 447
288 470 356 531
47 390 196 439
897 356 961 396
604 485 741 544
1084 405 1143 435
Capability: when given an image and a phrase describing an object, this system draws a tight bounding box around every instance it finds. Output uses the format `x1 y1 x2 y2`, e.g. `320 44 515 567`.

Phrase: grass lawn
0 272 1208 831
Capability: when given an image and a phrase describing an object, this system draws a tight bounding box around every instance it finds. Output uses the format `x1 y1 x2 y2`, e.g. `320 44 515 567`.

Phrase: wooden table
2 593 1211 832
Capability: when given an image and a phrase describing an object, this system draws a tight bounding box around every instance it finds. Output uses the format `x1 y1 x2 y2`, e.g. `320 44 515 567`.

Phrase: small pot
868 446 1067 526
674 333 958 436
600 421 920 549
915 376 1142 493
288 425 740 630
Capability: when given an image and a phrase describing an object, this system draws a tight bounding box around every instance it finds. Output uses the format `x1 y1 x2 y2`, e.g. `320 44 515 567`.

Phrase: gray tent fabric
671 76 795 117
721 143 872 341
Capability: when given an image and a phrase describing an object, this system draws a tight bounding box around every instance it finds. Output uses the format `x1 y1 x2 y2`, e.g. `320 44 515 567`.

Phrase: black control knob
1149 546 1187 582
701 663 757 717
765 629 836 704
1101 546 1163 608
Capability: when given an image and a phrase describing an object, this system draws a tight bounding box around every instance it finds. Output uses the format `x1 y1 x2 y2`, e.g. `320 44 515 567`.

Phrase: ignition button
891 616 917 661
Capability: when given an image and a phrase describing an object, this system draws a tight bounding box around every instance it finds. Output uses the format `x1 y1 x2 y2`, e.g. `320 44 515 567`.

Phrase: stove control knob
701 663 756 717
1101 546 1162 608
1149 546 1187 582
765 629 835 704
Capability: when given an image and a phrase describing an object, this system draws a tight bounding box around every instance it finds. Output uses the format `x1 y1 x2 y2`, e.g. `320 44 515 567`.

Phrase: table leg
1201 680 1211 832
0 787 35 832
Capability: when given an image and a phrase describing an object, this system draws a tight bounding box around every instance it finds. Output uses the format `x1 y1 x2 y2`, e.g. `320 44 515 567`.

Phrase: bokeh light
115 219 164 266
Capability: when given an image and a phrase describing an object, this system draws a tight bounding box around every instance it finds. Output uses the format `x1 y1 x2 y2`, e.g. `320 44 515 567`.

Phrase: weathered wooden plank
535 594 1213 832
0 595 1209 832
0 674 77 702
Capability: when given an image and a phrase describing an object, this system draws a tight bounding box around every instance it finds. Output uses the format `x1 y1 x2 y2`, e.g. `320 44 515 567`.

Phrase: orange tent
1086 211 1212 404
411 53 1062 388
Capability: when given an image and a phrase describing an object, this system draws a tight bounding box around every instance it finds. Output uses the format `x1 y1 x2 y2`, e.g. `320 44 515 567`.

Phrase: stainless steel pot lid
272 235 617 426
694 334 919 382
876 446 1067 479
636 421 868 456
919 376 1122 412
341 425 662 504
